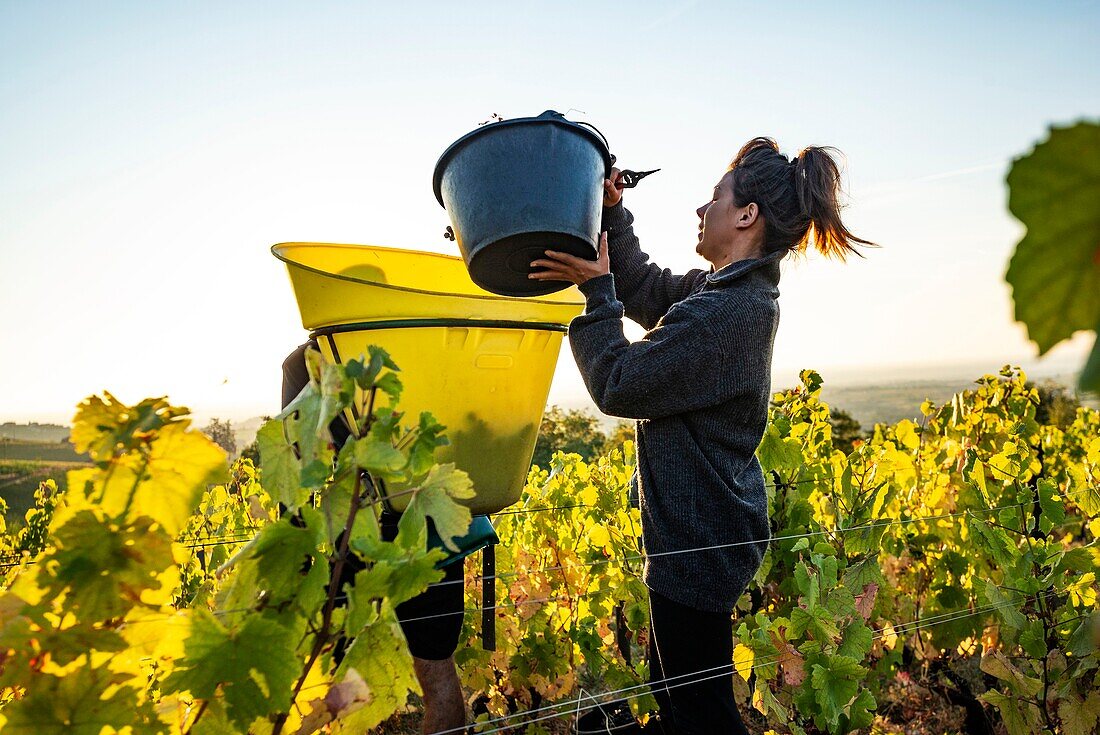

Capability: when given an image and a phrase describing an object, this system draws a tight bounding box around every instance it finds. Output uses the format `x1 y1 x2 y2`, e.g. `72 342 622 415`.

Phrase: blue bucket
433 110 613 297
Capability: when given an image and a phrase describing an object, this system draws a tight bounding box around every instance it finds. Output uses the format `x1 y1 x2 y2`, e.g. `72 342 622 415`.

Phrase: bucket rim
310 318 571 338
271 241 586 307
432 110 613 207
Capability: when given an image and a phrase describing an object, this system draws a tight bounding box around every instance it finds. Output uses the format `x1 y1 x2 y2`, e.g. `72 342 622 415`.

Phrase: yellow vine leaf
589 525 611 549
733 643 755 681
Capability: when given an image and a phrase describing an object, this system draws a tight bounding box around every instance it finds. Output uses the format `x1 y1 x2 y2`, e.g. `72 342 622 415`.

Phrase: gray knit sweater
568 202 782 613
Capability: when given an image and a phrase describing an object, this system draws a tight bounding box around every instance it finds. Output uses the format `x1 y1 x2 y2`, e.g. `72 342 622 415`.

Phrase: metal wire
0 596 1038 734
0 447 1037 569
427 594 1036 735
418 482 1097 593
76 480 1095 630
1 481 1091 578
276 597 1034 735
1 480 1092 628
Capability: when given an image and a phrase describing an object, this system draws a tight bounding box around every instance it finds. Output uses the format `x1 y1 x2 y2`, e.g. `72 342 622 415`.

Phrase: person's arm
601 202 708 329
567 274 751 420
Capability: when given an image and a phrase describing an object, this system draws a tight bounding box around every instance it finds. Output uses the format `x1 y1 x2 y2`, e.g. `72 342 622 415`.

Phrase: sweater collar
703 249 784 290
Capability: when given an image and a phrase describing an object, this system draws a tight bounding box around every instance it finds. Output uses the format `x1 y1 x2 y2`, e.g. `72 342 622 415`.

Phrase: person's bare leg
414 656 464 734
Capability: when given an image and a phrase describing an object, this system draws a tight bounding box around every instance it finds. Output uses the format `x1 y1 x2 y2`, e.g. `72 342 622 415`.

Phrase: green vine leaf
809 654 866 727
981 689 1042 735
43 512 174 620
257 418 308 508
397 463 474 553
333 618 419 732
0 666 158 735
1005 120 1100 391
163 609 300 731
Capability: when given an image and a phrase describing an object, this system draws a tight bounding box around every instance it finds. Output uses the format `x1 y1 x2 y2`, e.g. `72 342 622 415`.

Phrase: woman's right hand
603 167 623 208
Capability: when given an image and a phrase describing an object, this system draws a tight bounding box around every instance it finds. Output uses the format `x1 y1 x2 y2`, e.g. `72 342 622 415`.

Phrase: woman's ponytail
728 138 875 260
791 147 875 260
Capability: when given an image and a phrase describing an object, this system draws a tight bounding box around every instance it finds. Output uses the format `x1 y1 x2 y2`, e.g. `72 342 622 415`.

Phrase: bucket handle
536 110 614 176
577 121 616 178
574 120 610 153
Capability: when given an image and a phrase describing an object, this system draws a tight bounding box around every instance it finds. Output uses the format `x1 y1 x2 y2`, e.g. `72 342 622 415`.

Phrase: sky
1 1 1098 425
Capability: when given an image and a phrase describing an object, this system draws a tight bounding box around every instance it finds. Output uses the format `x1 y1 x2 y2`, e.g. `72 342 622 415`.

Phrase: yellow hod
273 241 584 515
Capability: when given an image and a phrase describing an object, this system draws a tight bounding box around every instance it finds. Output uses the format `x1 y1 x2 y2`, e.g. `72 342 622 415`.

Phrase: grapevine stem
1039 592 1055 734
1024 443 1056 734
974 516 1030 538
272 466 366 735
117 454 152 521
93 448 125 506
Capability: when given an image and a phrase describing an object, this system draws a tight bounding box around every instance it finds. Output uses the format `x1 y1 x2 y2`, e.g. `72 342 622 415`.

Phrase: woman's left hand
529 232 610 286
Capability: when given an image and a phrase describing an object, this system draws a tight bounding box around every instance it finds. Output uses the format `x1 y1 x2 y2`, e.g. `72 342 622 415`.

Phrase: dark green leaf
1005 121 1100 390
163 610 299 731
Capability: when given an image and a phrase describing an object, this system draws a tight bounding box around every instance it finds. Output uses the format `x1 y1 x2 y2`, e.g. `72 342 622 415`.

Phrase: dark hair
728 137 875 260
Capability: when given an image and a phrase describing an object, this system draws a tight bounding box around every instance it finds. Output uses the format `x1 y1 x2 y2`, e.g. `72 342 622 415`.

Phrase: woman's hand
529 232 609 286
603 167 623 208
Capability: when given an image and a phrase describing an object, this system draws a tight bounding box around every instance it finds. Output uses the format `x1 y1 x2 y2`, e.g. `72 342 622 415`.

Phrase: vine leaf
733 643 754 681
257 419 307 508
980 648 1042 696
69 393 189 463
355 436 407 481
843 689 876 732
344 548 443 635
757 424 802 471
249 512 328 614
1036 477 1066 534
163 609 300 731
397 463 475 553
0 666 157 735
42 512 175 620
294 668 374 734
333 618 419 731
981 689 1042 735
809 654 865 726
837 621 873 660
1058 689 1100 735
853 582 878 620
1005 120 1100 391
67 399 229 537
107 422 229 535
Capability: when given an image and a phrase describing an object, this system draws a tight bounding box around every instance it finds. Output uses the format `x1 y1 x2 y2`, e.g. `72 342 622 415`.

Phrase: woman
529 137 873 734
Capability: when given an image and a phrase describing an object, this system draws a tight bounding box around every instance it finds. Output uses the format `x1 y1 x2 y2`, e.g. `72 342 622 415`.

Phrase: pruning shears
609 153 660 189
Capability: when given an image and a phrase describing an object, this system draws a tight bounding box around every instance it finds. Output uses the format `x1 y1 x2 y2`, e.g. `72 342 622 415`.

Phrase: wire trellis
425 593 1042 735
0 472 1092 733
0 477 1093 581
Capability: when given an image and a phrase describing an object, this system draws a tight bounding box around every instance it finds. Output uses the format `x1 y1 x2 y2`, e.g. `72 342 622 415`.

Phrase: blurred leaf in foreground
1005 120 1100 392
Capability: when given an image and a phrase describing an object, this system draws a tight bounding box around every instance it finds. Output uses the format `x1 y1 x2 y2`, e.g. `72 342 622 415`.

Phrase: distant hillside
0 438 91 522
818 380 972 428
232 416 266 451
0 439 88 463
0 422 70 443
816 372 1096 429
573 371 1096 434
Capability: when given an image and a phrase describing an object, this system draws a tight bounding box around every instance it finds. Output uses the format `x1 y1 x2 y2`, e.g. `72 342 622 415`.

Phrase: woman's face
695 171 737 261
695 170 759 265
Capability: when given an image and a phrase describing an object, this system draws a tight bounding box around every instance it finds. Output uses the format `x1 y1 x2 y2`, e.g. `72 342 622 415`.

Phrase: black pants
648 590 749 735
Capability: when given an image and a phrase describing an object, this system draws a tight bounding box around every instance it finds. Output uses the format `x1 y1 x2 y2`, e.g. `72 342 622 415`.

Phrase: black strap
481 543 497 651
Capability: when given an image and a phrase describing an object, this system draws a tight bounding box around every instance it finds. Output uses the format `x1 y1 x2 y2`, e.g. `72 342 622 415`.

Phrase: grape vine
0 364 1096 734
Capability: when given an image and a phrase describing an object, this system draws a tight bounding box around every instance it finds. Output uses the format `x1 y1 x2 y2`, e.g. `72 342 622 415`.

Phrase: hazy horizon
4 348 1091 428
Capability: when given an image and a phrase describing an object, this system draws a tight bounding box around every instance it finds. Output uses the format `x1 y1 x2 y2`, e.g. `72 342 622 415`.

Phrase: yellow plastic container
272 242 585 515
273 242 584 326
